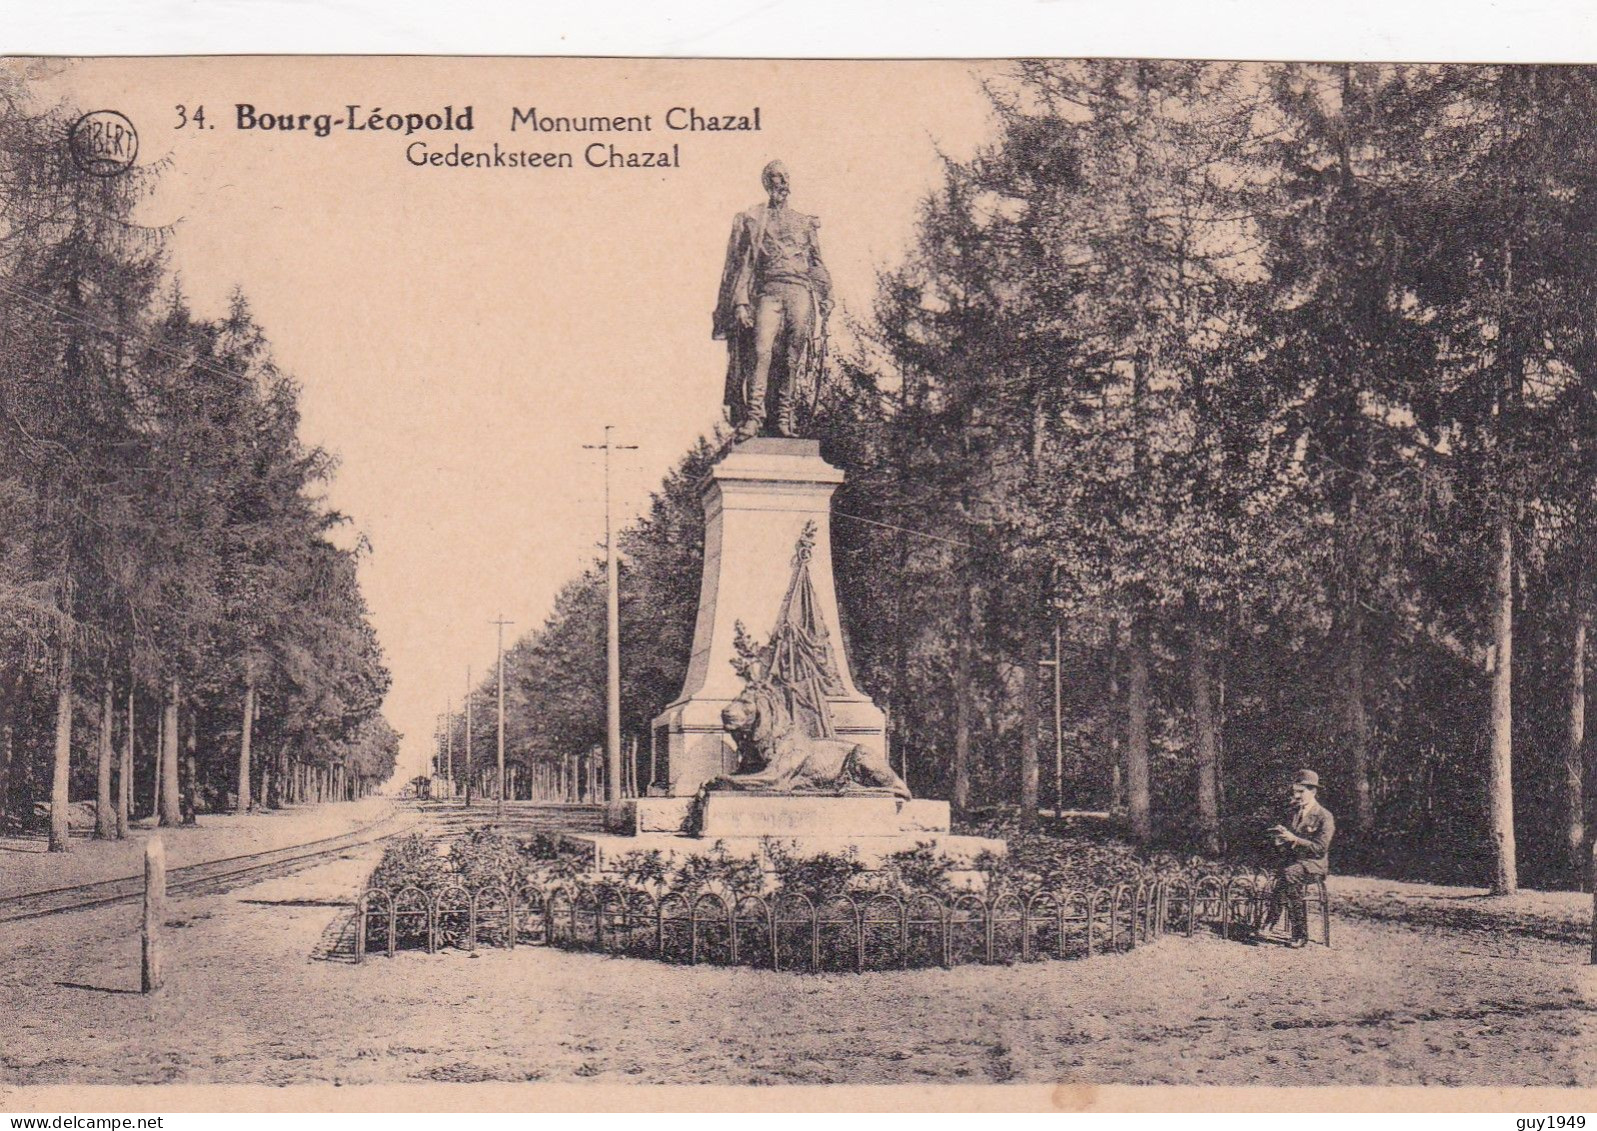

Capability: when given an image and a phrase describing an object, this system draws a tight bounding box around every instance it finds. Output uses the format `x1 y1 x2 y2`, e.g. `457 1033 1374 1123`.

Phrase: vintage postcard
0 54 1594 1114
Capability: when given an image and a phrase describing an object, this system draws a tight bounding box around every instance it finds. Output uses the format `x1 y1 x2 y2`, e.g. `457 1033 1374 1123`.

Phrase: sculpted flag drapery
766 520 845 739
713 526 909 798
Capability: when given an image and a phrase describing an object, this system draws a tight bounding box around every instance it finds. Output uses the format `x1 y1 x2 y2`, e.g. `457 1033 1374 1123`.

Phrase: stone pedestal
576 793 1003 887
567 831 1005 886
611 437 1005 889
697 793 950 837
649 438 884 796
604 794 953 837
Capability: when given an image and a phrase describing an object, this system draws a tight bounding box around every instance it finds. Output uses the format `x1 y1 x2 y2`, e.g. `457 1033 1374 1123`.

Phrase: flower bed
350 827 1277 969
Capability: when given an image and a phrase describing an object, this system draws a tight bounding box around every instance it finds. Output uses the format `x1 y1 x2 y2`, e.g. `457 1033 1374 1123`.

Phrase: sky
30 57 998 780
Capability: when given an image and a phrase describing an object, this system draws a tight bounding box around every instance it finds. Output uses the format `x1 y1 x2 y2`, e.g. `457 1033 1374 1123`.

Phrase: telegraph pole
583 425 637 804
1050 626 1064 817
1040 566 1065 819
434 713 446 798
464 665 473 807
444 695 454 802
492 614 514 817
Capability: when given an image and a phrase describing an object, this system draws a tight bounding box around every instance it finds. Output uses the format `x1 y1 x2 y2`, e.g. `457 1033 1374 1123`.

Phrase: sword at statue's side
806 300 830 423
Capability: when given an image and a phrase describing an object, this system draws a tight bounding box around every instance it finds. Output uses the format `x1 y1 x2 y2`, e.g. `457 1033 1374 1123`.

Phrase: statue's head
761 160 790 205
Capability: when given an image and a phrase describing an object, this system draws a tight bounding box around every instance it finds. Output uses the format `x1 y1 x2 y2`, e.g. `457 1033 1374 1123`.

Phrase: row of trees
0 80 398 849
438 63 1597 894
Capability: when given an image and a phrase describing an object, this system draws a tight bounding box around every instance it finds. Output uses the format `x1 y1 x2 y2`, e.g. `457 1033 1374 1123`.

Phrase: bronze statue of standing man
713 161 833 441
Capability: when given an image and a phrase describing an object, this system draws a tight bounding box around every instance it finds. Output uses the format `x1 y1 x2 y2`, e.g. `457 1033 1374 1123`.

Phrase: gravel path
1 851 1593 1089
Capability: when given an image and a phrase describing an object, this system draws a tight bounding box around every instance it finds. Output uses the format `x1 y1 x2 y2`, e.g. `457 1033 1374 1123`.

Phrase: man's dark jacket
1285 800 1335 876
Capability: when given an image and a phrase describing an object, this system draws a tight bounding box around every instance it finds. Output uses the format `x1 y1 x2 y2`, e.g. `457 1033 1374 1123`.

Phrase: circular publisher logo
68 110 139 177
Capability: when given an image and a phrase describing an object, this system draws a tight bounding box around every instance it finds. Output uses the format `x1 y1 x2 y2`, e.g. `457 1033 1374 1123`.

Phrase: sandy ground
1 846 1593 1089
0 797 396 900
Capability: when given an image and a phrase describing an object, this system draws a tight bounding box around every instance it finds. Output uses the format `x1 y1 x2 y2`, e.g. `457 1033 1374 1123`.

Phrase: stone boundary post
143 835 164 993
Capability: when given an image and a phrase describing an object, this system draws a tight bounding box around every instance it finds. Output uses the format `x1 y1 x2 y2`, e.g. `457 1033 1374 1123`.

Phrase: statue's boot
774 385 798 437
738 395 767 441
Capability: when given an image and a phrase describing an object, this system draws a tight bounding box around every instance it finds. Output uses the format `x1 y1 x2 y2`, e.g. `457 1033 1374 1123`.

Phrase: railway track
415 800 607 841
0 805 416 925
0 800 610 925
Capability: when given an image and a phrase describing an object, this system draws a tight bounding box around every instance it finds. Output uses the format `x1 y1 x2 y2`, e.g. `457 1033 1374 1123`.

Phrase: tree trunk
152 704 163 822
1020 601 1041 826
1108 621 1126 814
1190 607 1220 854
1488 129 1522 897
159 678 182 828
118 686 133 838
1127 616 1152 842
48 637 74 853
237 680 255 814
953 578 975 813
1346 595 1373 833
95 677 114 840
1568 560 1588 887
1488 515 1518 894
0 688 13 829
182 715 199 824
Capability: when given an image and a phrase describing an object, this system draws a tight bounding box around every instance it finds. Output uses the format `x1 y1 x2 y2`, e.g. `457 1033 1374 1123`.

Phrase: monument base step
606 793 952 836
562 831 1005 888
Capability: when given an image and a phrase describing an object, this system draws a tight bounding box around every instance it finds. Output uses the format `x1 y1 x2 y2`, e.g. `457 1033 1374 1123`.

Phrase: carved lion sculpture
706 680 910 800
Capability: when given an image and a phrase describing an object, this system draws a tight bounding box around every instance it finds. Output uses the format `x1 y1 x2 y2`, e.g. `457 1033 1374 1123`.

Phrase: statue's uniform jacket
713 203 833 420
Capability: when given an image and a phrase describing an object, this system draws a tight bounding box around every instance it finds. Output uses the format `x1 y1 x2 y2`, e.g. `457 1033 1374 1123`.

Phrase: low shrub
766 843 865 902
664 841 764 899
368 833 452 892
879 841 960 901
362 815 1226 916
958 808 1218 893
368 828 589 900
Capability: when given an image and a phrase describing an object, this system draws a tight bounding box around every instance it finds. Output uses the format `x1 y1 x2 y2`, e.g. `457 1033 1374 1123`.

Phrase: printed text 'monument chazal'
509 107 761 132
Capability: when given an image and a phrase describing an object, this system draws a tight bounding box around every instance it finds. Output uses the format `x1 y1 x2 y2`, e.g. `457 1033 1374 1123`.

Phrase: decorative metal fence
351 866 1319 969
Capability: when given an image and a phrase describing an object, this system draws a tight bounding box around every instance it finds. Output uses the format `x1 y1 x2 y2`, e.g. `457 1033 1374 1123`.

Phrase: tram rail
0 799 615 925
0 805 414 924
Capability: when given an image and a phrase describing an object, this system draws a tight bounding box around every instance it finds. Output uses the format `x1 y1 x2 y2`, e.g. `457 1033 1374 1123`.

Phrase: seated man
1263 769 1335 947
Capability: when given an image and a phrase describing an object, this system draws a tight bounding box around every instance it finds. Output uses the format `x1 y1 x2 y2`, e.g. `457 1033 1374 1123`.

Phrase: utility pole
444 695 454 802
1039 587 1065 819
434 712 446 797
583 425 637 804
464 665 473 807
492 614 514 817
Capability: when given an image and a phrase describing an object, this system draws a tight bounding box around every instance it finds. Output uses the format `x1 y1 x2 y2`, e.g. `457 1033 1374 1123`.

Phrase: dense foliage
441 63 1597 894
363 826 1185 906
0 81 396 843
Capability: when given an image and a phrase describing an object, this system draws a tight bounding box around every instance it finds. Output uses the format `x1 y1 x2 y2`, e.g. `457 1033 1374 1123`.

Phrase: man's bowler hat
1293 769 1319 789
